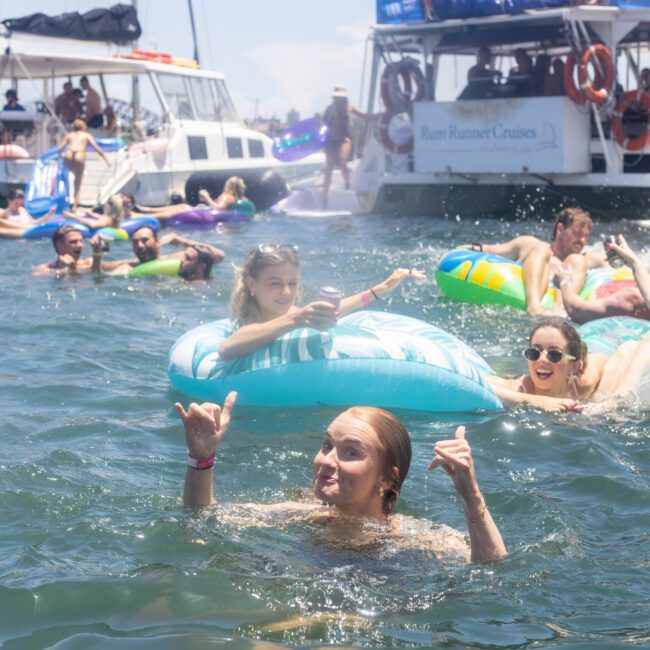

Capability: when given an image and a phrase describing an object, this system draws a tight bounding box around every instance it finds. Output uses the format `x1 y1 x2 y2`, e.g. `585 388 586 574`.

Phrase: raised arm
428 425 506 562
608 235 650 308
338 268 425 316
218 303 337 360
176 392 237 507
158 233 225 264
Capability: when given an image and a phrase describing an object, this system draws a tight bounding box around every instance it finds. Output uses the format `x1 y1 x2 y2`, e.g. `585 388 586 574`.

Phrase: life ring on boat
378 111 414 154
168 310 502 412
380 58 425 113
123 50 173 63
577 44 614 105
564 53 588 106
436 250 645 311
0 144 29 160
611 90 650 151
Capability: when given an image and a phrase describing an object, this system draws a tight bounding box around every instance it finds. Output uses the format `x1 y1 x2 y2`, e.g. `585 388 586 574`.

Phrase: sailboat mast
187 0 200 65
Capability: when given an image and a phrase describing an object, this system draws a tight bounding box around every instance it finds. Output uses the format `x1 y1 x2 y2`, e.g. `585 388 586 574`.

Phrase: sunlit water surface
1 212 649 649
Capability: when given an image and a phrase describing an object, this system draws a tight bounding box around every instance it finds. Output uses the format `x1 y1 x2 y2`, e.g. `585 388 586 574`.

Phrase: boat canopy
2 4 141 45
372 6 650 54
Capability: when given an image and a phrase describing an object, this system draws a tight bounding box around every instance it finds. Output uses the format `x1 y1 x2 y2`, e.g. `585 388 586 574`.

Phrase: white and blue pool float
168 311 502 412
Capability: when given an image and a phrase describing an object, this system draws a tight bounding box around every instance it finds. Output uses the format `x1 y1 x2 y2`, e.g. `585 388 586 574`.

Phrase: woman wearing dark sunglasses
488 319 650 411
219 243 424 360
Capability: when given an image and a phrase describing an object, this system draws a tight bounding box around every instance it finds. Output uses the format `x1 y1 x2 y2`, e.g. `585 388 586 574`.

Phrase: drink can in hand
604 235 625 268
319 286 342 311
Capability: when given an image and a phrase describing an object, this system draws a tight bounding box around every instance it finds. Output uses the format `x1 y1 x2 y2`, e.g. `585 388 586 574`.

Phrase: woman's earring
376 485 385 497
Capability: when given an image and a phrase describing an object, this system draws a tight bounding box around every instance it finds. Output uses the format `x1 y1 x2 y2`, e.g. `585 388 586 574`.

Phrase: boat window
188 77 219 121
226 137 243 158
188 135 208 159
248 139 265 158
158 73 195 120
214 79 238 122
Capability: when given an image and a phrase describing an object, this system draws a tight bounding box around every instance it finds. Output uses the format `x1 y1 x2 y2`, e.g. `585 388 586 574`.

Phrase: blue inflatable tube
168 311 502 412
22 216 160 240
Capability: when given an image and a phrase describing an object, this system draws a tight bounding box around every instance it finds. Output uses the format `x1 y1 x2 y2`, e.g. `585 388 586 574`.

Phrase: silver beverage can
604 236 625 268
319 286 342 310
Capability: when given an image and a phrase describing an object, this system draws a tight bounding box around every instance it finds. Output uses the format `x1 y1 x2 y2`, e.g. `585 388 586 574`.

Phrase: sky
0 0 379 121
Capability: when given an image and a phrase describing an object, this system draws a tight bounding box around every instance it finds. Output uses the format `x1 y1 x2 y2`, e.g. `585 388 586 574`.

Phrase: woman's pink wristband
361 291 371 307
187 452 215 469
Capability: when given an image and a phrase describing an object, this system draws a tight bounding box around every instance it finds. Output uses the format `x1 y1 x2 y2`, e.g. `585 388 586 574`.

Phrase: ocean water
1 212 649 649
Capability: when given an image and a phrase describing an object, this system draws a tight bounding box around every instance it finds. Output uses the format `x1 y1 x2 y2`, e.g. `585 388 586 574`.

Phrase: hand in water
175 392 237 459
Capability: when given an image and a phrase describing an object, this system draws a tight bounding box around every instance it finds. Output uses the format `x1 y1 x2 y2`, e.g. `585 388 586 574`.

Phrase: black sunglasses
523 347 576 363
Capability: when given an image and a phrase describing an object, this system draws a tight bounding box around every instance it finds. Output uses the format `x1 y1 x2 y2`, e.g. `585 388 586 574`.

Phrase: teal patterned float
168 311 502 412
436 249 634 310
578 316 650 403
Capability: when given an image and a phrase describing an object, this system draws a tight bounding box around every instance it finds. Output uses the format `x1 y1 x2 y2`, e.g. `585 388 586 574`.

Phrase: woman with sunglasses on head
487 319 650 411
218 243 425 360
177 392 506 562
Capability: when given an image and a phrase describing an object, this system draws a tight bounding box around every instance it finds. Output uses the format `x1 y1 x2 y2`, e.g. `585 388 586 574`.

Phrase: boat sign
413 97 590 174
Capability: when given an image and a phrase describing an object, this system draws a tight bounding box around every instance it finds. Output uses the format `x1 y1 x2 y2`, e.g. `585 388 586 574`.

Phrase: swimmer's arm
176 394 237 507
218 309 330 360
488 380 582 412
478 236 541 261
63 209 108 228
197 190 219 208
428 426 506 562
609 235 650 307
339 268 425 316
557 281 610 324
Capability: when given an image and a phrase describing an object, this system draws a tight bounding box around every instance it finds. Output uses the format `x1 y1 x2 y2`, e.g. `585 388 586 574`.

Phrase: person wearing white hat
322 85 365 209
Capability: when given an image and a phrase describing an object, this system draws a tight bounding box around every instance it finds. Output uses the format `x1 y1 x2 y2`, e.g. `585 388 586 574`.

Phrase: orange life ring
0 144 29 160
380 58 425 113
378 112 413 154
611 89 650 151
577 44 614 105
564 53 588 106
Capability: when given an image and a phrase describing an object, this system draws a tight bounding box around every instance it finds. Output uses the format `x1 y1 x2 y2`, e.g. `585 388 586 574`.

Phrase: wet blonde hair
230 245 300 326
223 176 246 200
343 406 412 515
103 194 124 227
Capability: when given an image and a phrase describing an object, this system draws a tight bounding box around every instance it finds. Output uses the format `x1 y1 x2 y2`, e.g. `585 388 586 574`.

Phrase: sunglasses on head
256 243 299 254
523 347 576 363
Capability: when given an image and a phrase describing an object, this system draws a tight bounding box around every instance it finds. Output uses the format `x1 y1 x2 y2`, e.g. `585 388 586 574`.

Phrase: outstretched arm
176 392 237 507
158 233 225 264
218 302 337 360
63 209 110 229
428 426 506 562
338 268 425 316
608 235 650 308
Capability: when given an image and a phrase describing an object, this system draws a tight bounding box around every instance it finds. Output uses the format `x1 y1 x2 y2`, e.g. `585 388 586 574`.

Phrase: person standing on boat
54 82 81 124
58 118 111 211
463 207 606 314
79 76 103 129
3 89 25 112
322 86 365 210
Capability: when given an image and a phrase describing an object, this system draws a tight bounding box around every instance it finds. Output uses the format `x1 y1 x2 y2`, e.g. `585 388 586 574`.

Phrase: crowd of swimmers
5 190 650 564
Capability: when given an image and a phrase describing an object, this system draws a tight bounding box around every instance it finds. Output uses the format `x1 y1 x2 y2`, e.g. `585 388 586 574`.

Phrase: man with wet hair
32 225 104 276
463 207 607 313
105 227 224 280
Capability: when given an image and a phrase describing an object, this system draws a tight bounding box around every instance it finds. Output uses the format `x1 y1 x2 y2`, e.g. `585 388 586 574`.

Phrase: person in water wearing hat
322 85 365 210
3 89 25 112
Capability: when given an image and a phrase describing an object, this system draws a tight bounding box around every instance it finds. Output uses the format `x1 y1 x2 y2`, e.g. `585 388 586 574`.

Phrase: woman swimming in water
64 194 124 230
218 243 425 360
58 118 110 210
198 176 247 210
487 319 650 411
177 393 506 562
